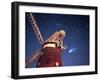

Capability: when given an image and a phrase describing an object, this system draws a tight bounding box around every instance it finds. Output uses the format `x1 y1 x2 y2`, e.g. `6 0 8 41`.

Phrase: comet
68 48 76 53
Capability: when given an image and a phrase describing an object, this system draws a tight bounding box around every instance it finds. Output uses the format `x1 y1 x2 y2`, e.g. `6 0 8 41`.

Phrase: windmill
26 13 66 68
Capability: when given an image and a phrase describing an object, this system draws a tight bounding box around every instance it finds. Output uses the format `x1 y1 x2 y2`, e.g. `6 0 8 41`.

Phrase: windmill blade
27 13 44 45
26 49 42 66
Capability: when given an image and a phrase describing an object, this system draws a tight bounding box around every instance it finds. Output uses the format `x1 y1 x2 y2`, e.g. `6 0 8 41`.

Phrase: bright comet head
68 48 76 53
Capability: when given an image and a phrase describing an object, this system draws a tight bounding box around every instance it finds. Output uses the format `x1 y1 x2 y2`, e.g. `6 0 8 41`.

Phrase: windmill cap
59 30 66 37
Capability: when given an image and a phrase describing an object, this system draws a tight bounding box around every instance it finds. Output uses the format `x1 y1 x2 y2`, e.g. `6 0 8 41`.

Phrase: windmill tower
26 13 66 67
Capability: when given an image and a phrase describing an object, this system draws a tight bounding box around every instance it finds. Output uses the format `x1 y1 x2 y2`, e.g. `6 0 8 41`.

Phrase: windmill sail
27 13 44 45
26 49 42 67
26 13 45 67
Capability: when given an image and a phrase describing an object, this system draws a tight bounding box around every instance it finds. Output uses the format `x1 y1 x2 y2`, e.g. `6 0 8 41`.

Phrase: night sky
25 12 89 68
